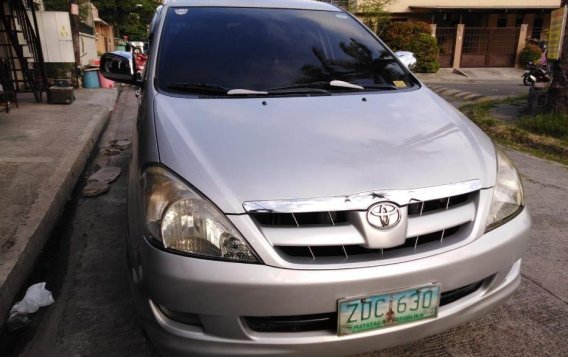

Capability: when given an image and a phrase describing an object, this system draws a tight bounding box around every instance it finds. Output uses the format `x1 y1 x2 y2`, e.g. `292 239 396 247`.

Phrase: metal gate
435 27 456 68
461 27 520 67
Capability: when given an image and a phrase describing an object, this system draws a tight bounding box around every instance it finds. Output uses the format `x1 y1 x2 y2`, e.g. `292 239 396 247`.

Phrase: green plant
382 22 439 73
355 0 394 34
382 22 431 49
412 33 440 73
90 0 161 40
460 100 568 165
519 44 542 66
45 63 79 87
43 0 68 11
518 112 568 139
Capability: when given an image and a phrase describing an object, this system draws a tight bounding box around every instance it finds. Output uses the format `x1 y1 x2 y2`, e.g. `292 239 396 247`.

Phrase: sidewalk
0 88 118 328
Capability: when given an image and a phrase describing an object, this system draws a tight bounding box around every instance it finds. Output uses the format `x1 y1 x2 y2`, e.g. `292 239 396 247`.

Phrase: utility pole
547 0 568 113
69 0 81 84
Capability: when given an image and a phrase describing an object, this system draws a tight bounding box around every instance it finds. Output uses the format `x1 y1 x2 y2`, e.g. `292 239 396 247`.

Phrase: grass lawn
460 99 568 166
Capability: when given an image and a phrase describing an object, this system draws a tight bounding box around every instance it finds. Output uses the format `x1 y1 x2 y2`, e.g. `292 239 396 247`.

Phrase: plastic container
98 71 114 88
83 69 100 88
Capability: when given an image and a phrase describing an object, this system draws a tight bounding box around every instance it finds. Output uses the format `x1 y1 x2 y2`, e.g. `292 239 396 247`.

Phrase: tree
88 0 161 41
547 0 568 113
352 0 394 35
45 0 160 41
43 0 69 11
382 22 440 73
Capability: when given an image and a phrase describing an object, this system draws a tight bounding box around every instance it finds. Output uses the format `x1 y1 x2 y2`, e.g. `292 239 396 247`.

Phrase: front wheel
523 74 534 86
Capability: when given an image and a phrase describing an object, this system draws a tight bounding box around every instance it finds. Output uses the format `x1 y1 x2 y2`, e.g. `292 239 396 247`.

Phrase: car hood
154 87 496 213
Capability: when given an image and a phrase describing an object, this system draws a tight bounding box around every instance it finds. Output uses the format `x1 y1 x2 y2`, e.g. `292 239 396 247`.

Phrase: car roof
162 0 341 11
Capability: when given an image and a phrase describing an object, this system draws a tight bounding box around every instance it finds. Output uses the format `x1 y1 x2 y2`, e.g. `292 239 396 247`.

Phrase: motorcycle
522 61 550 86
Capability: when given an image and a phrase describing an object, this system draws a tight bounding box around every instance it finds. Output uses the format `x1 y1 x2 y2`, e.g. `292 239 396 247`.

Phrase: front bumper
131 209 530 356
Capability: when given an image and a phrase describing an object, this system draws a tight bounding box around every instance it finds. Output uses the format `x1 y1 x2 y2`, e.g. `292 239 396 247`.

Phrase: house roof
94 17 109 26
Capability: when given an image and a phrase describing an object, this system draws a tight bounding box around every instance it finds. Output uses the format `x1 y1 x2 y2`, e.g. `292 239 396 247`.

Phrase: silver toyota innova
100 0 531 355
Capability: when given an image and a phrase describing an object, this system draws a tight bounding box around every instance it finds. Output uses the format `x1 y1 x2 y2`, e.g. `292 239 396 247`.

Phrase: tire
523 75 534 86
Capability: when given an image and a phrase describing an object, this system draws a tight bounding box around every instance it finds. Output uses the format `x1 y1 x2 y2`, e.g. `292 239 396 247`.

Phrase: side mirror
100 51 141 86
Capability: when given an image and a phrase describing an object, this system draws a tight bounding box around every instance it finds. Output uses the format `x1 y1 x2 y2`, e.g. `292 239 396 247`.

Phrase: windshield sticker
393 81 407 88
335 14 348 19
175 9 188 15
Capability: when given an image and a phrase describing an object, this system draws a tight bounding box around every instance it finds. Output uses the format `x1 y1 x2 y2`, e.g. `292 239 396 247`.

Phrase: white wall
79 33 97 66
34 11 74 63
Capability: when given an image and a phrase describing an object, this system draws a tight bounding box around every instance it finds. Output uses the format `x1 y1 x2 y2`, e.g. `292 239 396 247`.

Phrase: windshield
157 7 414 94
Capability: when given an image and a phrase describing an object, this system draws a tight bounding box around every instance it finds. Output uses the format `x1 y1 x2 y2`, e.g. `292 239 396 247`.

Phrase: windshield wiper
267 80 360 95
166 82 229 94
166 81 401 96
269 81 328 91
329 80 364 90
269 80 362 92
227 89 268 95
359 84 400 91
167 83 270 96
268 80 396 94
267 86 331 96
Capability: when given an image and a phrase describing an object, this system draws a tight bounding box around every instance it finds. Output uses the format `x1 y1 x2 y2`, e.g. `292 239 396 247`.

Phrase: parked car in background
395 51 417 69
100 1 530 355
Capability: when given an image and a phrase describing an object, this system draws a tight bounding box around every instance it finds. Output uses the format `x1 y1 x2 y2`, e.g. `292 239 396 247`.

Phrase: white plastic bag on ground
7 282 54 330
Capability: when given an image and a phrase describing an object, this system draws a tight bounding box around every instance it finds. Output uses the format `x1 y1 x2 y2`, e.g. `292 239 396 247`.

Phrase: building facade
347 0 561 68
385 0 560 42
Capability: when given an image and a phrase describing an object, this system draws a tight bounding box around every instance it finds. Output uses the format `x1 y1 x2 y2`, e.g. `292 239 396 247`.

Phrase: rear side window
157 7 412 93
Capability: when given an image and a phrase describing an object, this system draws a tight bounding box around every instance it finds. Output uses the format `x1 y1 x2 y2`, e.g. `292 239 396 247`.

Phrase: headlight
486 147 524 231
140 166 260 263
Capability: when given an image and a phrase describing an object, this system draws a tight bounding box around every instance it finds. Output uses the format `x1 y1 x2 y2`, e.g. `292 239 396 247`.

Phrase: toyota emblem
367 202 401 229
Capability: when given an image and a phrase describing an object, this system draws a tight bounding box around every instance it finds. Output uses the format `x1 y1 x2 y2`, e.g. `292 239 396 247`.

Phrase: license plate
337 284 440 336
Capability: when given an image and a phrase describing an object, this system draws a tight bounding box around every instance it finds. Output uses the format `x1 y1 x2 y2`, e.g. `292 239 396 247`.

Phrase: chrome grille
252 211 348 227
251 193 472 227
276 225 463 263
247 183 480 265
407 192 470 217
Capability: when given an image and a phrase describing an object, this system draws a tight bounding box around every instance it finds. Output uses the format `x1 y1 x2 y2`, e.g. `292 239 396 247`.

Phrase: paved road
426 81 530 99
0 87 153 357
375 87 568 356
374 149 568 356
1 87 567 356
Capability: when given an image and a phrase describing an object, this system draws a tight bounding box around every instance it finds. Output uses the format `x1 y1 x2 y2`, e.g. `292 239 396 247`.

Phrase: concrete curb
0 90 118 328
415 68 526 84
427 84 491 103
452 68 470 78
